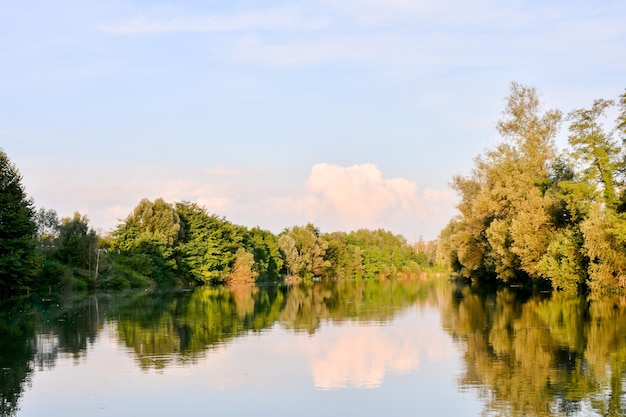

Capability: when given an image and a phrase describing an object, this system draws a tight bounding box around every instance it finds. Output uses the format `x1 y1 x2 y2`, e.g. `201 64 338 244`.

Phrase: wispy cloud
102 9 328 34
321 0 524 28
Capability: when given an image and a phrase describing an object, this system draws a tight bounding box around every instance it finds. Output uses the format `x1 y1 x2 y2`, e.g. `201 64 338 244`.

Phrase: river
1 277 625 416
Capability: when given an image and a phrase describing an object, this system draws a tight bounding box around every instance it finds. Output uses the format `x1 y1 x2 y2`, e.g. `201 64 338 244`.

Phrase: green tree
245 227 284 281
112 198 182 282
344 229 419 278
56 212 98 270
175 201 243 284
279 223 329 281
0 148 38 294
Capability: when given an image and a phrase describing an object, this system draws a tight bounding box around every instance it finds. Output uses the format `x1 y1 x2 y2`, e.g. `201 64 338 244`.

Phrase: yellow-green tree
444 83 561 283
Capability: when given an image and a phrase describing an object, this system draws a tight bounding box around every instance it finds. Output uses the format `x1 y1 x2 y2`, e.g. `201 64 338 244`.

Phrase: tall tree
443 83 562 283
0 148 38 294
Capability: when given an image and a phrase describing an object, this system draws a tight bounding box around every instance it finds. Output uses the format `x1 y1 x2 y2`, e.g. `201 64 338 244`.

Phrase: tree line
0 149 443 295
440 82 626 295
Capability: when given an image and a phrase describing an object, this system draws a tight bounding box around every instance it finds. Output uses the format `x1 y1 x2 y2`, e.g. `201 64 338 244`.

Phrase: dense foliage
108 200 429 287
441 83 626 294
0 148 38 294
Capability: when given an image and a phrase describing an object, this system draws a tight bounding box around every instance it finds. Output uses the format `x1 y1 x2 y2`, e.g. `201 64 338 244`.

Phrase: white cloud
103 9 328 34
288 163 455 237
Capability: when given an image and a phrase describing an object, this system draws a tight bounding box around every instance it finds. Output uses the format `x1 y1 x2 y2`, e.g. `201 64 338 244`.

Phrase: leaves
0 148 38 293
442 84 626 294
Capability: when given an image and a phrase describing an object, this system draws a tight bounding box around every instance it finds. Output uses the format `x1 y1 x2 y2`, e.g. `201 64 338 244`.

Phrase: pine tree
0 148 38 294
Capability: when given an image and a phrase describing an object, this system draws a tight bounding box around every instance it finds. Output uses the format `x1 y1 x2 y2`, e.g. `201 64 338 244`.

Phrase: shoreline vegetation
440 82 626 296
2 81 625 297
1 150 446 294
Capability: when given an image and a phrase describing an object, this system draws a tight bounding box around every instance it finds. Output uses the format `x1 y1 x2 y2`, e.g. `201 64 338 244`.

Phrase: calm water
1 277 625 416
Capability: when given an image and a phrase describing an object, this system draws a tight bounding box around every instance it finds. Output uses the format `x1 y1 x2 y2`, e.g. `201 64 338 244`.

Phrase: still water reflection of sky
18 304 482 417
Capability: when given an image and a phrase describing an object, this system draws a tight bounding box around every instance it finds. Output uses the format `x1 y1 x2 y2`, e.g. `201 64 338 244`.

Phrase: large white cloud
290 163 456 238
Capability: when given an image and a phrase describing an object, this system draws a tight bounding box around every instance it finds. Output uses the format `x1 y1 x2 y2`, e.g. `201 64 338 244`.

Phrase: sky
1 0 625 241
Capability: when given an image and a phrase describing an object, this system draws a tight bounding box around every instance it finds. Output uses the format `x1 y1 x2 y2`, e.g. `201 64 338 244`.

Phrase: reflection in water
3 277 626 416
307 321 422 389
0 299 36 417
441 284 626 416
114 278 435 369
0 293 109 416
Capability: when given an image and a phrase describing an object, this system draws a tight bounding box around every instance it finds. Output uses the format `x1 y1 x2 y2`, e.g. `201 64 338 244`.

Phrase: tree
279 223 329 281
443 83 562 283
225 247 258 286
245 227 284 281
567 98 621 210
35 207 60 255
56 212 98 270
564 96 626 294
0 148 38 294
112 198 182 281
175 201 243 284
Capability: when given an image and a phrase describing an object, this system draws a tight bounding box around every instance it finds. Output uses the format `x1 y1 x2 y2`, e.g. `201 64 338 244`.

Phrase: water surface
1 278 625 416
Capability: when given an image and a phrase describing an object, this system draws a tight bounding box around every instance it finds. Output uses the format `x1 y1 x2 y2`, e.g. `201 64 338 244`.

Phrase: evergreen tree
0 148 38 294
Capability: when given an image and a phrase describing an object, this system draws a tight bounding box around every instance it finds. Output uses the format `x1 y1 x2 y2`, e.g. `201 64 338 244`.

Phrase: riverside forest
1 82 626 296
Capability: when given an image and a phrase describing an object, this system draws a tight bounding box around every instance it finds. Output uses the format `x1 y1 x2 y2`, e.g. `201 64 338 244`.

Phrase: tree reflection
10 277 626 416
114 286 285 369
114 277 438 369
0 292 128 415
0 299 36 417
442 283 626 416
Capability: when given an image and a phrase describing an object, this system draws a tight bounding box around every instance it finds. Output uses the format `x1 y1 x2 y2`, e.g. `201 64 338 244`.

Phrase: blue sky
2 0 625 240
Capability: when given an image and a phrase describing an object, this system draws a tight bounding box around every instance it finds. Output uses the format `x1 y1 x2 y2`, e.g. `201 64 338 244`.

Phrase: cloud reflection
300 308 453 390
306 323 418 389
